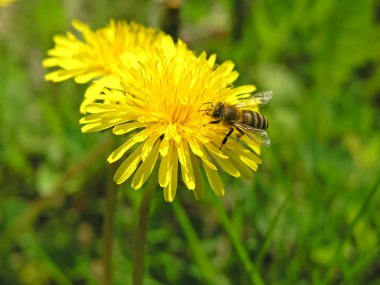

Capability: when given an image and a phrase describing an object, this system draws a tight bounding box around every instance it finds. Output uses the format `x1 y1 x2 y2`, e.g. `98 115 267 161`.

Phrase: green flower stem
173 202 220 284
214 197 265 285
161 0 181 39
256 189 291 267
132 171 157 285
232 0 250 41
103 164 118 285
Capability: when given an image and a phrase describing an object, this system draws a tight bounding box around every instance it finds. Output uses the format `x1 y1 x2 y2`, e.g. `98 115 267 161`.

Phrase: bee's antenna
199 102 213 112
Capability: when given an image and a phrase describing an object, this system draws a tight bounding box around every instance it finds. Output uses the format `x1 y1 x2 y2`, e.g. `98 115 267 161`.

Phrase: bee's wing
233 122 271 147
235 91 273 108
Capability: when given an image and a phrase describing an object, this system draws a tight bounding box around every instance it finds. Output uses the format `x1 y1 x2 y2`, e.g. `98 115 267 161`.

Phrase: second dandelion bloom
80 36 270 202
43 19 164 84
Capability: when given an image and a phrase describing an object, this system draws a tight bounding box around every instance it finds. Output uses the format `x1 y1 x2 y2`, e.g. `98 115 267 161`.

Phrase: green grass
1 0 380 284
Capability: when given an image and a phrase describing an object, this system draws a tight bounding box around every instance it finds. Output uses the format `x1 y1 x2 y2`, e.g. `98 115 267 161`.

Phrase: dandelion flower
43 20 164 84
80 36 266 202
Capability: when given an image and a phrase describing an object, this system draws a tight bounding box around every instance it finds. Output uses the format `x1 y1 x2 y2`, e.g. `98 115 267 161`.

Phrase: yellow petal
79 113 102 124
202 160 224 196
241 146 262 164
230 85 257 97
226 71 239 84
84 82 105 97
42 58 58 67
205 143 228 159
240 135 261 155
159 137 170 156
120 52 144 70
141 133 160 161
163 147 178 202
187 136 204 157
80 98 93 114
74 71 104 84
161 35 176 58
209 151 240 177
93 76 123 91
82 114 137 132
158 140 174 188
44 70 76 82
177 140 195 190
219 60 235 74
85 103 118 113
72 19 88 32
114 145 143 184
198 145 217 170
190 152 204 200
113 121 144 135
240 155 259 171
207 53 217 67
131 140 160 189
107 130 148 163
81 122 115 133
225 148 253 180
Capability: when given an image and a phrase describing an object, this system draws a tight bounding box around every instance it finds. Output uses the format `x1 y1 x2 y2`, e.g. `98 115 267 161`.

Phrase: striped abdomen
241 110 268 130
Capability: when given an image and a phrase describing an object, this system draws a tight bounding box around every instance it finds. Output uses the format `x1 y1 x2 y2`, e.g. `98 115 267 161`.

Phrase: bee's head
211 102 224 118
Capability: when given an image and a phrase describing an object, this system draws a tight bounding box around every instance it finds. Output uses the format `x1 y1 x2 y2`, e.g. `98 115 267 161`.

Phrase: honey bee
205 91 272 149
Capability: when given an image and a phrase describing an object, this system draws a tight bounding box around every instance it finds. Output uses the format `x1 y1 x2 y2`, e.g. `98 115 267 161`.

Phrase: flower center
168 103 194 124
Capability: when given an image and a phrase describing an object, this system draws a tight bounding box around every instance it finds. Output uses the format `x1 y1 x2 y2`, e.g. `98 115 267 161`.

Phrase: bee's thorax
223 106 239 121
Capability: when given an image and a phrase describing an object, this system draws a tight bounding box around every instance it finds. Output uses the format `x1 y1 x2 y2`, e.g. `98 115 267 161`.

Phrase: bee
205 91 272 149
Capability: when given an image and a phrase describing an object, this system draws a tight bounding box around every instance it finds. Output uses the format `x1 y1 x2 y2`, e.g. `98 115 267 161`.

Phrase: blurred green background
1 0 380 284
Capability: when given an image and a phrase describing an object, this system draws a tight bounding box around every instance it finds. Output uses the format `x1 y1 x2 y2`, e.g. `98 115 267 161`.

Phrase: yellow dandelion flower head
80 36 267 202
0 0 15 7
43 20 164 84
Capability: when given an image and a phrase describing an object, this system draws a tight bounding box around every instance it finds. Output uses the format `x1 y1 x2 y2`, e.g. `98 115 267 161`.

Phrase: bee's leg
203 120 220 126
220 127 234 149
234 127 245 141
